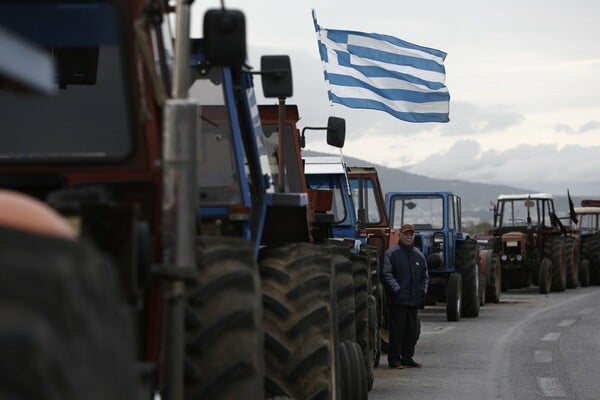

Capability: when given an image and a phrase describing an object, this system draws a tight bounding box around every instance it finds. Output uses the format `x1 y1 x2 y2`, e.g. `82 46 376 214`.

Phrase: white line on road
533 350 552 363
541 332 562 341
557 319 575 327
421 326 455 335
538 377 567 397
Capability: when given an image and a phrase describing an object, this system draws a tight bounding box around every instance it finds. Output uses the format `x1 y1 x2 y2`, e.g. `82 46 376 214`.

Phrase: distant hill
305 150 589 224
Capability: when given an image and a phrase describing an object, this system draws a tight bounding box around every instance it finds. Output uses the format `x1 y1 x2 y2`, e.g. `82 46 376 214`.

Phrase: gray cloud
441 101 525 136
405 141 600 196
579 120 600 133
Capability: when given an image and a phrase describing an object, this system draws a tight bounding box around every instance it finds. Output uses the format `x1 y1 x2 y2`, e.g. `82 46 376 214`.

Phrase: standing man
382 223 429 369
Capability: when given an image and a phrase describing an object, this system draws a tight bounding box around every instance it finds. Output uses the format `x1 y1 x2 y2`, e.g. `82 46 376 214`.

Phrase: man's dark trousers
387 304 419 366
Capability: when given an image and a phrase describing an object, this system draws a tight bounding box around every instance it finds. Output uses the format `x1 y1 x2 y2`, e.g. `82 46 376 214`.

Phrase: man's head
399 223 415 246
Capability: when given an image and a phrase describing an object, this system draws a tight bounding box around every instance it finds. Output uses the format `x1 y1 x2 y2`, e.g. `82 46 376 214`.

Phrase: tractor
253 110 374 396
572 201 600 285
489 193 578 294
0 1 360 399
385 191 485 321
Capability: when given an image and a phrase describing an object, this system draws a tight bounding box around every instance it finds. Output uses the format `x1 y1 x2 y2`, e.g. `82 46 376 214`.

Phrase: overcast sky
192 1 600 196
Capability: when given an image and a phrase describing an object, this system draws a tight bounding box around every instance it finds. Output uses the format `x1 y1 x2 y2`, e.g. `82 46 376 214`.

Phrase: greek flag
312 10 450 123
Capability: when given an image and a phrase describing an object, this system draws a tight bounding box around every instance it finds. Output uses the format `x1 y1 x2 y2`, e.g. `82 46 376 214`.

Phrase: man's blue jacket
382 243 429 307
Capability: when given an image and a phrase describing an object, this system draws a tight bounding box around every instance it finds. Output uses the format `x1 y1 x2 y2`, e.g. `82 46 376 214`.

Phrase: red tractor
0 1 268 399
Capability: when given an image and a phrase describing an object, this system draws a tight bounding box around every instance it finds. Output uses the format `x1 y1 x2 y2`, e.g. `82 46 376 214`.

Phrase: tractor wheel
545 236 566 292
564 237 579 289
359 245 383 369
0 227 140 400
368 295 380 368
327 242 356 342
446 272 462 322
579 259 590 287
456 239 480 318
186 237 264 400
259 243 336 400
486 254 502 303
338 341 368 400
538 257 552 294
589 235 600 284
351 253 374 391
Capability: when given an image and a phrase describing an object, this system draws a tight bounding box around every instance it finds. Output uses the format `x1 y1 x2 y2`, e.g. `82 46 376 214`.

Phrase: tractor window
349 178 381 224
390 195 443 230
306 174 348 224
498 199 540 227
0 1 133 162
448 195 456 230
188 73 242 206
261 123 303 193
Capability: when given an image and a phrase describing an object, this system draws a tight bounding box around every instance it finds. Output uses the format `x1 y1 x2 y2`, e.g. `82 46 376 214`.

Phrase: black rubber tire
479 271 486 307
351 253 373 391
538 257 552 294
486 254 502 303
545 236 566 292
446 272 462 322
456 239 480 318
259 243 336 400
359 244 383 369
186 237 264 400
564 236 579 289
327 242 356 342
338 341 368 400
588 235 600 284
579 259 590 287
367 294 380 368
0 227 140 400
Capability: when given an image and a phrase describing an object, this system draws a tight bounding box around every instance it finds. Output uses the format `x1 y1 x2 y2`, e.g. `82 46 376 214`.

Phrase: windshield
305 174 348 224
349 177 382 224
390 195 444 230
188 69 243 206
0 1 132 161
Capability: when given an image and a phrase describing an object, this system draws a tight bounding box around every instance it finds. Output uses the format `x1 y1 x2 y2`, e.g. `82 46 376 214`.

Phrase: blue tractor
188 43 370 398
385 191 483 321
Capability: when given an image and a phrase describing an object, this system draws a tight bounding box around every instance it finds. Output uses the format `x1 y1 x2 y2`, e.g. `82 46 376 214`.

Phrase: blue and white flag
312 10 450 123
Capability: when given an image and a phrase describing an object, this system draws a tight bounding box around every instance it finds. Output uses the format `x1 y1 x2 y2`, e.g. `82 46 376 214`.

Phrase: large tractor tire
259 243 337 400
486 253 502 303
564 236 579 289
360 245 384 368
338 341 368 400
545 236 566 292
446 272 462 322
186 237 264 400
327 242 356 342
456 239 480 318
0 226 140 400
588 235 600 284
579 259 590 287
538 257 552 294
351 253 374 391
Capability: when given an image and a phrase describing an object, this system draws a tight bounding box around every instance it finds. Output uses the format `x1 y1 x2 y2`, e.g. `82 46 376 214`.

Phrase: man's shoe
388 361 404 369
401 358 422 368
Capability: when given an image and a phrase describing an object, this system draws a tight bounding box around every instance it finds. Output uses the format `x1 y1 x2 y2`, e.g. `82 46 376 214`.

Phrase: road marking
577 308 595 315
421 326 455 335
557 319 575 327
533 350 552 363
541 332 561 341
538 377 566 397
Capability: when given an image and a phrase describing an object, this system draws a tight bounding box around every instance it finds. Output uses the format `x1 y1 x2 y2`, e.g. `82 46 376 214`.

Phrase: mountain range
306 150 591 225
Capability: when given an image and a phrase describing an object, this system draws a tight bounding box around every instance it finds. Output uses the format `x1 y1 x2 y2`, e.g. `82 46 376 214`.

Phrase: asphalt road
369 286 600 400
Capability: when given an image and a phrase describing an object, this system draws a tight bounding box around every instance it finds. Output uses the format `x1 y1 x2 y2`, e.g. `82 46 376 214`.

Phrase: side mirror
261 55 293 98
203 9 246 66
326 116 345 148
